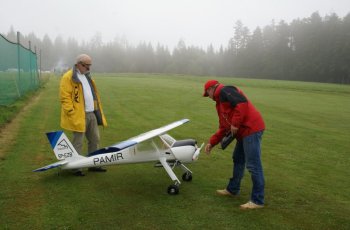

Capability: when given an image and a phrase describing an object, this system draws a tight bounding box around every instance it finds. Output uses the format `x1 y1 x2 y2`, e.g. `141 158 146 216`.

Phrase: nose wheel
167 184 179 195
167 172 193 195
182 172 192 181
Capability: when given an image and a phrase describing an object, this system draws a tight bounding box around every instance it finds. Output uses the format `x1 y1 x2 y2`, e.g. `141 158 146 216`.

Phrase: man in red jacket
203 80 265 209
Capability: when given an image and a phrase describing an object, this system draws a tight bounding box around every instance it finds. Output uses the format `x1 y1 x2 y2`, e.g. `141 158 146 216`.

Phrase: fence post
35 46 40 85
29 40 33 89
39 48 42 80
15 31 21 97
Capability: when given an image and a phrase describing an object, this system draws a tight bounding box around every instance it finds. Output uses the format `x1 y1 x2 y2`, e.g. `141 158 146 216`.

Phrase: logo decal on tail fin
56 139 73 159
47 131 82 161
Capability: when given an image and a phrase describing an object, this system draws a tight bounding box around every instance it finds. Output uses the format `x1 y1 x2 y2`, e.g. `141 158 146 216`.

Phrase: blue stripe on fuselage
113 140 137 150
87 147 120 156
87 140 137 156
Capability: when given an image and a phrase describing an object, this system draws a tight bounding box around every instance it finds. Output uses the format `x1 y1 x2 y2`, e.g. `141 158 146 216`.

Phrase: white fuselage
61 145 197 170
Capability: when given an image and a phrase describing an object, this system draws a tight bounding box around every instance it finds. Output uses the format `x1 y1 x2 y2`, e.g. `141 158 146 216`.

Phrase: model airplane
33 119 203 195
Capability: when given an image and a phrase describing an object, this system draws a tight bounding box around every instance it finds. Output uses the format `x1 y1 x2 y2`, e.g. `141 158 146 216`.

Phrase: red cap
203 80 219 96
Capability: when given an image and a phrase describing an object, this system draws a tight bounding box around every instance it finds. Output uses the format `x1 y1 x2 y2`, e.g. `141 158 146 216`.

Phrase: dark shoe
73 170 85 176
88 167 107 172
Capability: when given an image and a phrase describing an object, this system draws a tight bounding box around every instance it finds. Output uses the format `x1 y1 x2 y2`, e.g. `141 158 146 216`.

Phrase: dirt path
0 93 42 159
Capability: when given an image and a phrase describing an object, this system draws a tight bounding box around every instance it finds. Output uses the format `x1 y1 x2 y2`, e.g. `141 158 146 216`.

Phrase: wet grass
0 74 349 229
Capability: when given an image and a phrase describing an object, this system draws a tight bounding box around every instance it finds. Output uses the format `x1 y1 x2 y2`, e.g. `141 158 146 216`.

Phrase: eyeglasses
80 62 92 68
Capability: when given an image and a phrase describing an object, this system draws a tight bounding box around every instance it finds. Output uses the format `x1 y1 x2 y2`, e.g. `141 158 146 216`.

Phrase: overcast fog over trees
3 12 350 84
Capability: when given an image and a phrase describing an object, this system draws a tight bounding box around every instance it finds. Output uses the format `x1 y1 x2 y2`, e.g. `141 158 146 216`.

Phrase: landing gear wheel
167 184 179 195
182 172 192 182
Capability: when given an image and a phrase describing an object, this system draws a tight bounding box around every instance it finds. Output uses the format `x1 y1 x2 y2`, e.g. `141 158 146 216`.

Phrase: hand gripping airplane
33 119 203 195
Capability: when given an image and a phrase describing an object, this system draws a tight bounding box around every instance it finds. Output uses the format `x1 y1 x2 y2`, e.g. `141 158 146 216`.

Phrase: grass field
0 74 349 229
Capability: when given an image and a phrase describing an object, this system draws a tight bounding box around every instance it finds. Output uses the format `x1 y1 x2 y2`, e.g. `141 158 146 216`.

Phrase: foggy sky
1 0 349 49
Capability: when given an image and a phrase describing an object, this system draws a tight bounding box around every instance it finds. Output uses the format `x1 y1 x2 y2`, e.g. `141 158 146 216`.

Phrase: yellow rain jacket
60 68 107 132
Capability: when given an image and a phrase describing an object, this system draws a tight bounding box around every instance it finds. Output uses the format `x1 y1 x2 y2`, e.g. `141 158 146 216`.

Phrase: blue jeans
226 131 265 205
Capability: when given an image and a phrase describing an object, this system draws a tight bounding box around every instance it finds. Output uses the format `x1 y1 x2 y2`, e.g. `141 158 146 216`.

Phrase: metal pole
15 31 21 97
35 46 40 86
29 40 33 88
39 48 42 80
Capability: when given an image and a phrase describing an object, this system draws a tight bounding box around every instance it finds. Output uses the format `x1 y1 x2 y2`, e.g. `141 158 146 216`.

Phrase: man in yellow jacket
60 54 107 176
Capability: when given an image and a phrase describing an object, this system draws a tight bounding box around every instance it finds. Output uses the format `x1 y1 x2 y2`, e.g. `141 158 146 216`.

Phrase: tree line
3 11 350 84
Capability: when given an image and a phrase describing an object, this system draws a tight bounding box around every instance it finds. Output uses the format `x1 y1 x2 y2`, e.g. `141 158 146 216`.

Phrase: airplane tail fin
46 131 82 161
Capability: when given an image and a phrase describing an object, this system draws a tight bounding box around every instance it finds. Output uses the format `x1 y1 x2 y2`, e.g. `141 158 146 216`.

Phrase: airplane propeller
192 143 204 161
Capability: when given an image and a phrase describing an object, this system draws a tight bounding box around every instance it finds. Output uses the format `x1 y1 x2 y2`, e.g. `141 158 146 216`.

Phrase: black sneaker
73 170 85 176
88 167 107 172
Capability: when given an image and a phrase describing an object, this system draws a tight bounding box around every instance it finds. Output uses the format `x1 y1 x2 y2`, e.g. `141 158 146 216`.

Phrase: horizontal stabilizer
33 160 68 172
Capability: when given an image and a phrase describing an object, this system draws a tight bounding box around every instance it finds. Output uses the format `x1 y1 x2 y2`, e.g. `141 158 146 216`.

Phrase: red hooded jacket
209 84 265 146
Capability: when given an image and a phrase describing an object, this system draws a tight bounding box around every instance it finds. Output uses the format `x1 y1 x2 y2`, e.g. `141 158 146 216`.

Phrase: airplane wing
126 118 189 143
88 119 190 156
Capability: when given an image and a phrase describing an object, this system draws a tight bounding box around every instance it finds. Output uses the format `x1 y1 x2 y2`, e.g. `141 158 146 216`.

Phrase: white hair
76 54 91 64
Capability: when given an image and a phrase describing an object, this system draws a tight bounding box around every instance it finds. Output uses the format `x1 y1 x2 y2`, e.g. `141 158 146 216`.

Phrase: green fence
0 33 39 105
